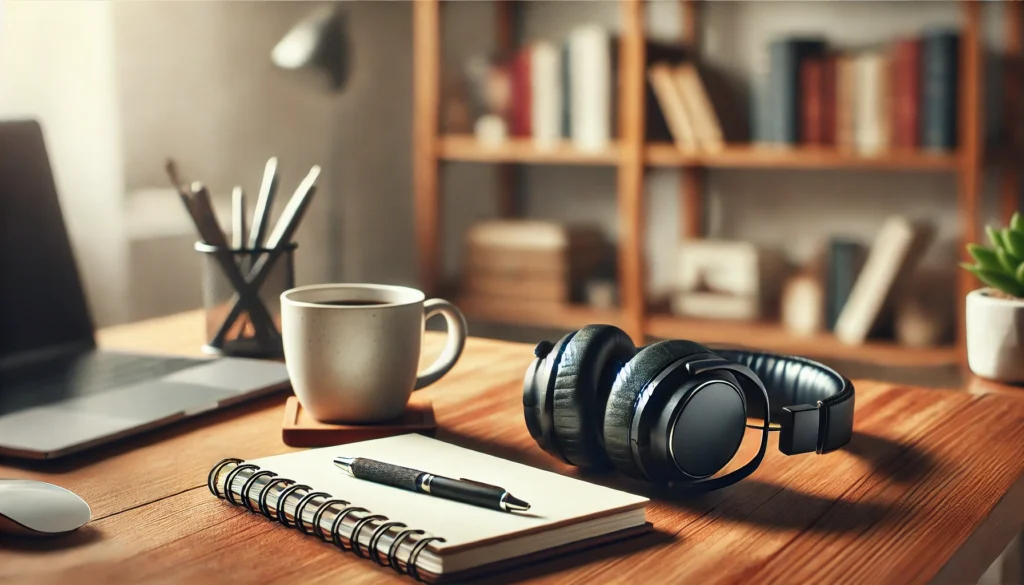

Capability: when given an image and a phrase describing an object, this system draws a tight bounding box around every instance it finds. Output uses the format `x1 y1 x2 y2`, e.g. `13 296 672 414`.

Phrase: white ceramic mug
280 284 467 422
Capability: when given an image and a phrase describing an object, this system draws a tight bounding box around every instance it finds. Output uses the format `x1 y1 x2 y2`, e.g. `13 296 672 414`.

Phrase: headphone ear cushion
552 325 637 470
603 340 713 477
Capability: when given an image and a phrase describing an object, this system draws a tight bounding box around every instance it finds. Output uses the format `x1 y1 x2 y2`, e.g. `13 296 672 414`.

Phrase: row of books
648 63 726 152
464 24 615 152
752 31 960 153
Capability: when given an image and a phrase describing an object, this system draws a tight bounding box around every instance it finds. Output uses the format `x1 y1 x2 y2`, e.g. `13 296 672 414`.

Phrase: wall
111 1 417 319
441 1 1008 300
0 0 128 326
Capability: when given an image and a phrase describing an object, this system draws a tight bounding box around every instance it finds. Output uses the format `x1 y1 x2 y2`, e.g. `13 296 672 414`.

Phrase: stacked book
752 31 960 153
461 221 610 310
648 63 726 152
464 26 695 152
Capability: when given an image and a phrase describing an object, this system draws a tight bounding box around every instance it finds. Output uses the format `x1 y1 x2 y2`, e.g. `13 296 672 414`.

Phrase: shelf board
646 143 962 171
460 298 958 367
646 314 958 367
438 135 620 166
437 136 962 171
458 296 623 331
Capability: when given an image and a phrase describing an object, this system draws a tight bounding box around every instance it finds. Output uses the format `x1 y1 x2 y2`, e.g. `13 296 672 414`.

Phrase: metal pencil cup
195 241 297 358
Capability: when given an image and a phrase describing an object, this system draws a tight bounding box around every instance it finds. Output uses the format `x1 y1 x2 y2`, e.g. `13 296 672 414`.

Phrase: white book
569 25 611 151
531 41 562 149
854 52 888 156
834 216 932 345
210 434 649 582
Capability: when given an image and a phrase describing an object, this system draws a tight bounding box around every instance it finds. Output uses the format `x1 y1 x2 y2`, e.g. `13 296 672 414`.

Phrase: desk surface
3 310 1024 584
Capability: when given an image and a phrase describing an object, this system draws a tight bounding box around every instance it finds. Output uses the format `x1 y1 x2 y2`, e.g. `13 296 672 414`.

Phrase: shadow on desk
0 525 102 552
438 427 939 536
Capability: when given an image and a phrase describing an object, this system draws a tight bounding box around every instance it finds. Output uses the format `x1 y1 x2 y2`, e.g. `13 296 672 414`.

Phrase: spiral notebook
208 434 650 583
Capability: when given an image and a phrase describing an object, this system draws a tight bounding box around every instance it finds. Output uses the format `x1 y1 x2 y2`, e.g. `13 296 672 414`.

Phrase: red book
800 58 824 144
821 55 837 145
510 50 532 137
892 38 921 149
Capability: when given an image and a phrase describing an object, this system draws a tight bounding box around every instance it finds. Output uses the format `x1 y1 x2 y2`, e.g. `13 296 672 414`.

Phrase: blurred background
1 0 1020 387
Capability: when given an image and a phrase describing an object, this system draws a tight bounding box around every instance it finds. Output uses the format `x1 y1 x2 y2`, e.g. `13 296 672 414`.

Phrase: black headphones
523 325 855 491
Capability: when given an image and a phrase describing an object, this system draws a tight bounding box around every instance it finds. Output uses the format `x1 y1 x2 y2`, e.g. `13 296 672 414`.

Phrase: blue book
768 38 827 144
827 239 866 331
921 30 960 150
561 42 571 139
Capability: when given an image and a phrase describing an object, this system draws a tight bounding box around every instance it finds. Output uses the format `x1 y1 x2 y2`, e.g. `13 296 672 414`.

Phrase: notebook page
247 433 648 552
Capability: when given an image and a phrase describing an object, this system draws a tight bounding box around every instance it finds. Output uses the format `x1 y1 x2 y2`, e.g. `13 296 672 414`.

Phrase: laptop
0 120 292 459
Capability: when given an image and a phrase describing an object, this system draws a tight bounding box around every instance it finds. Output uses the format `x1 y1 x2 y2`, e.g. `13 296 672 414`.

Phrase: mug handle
414 298 468 390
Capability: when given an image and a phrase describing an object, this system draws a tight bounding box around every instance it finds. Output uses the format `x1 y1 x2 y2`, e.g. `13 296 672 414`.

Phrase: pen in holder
196 241 297 358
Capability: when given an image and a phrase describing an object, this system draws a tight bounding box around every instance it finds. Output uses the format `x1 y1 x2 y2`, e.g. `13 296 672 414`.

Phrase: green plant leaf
1005 228 1024 259
1012 211 1023 233
988 225 1005 249
997 247 1018 274
960 261 978 272
968 244 1002 272
1017 261 1024 286
975 267 1024 297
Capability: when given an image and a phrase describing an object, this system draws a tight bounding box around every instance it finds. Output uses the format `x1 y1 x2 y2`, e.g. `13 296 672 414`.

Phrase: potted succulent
961 211 1024 383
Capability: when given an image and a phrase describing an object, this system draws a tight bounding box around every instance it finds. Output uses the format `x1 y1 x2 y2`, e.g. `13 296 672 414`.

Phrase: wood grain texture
1002 0 1022 226
3 311 1024 585
956 1 983 363
615 0 647 343
413 0 442 295
645 143 961 170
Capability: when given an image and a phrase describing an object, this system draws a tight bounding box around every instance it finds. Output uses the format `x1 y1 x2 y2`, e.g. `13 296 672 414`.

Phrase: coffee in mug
280 284 467 423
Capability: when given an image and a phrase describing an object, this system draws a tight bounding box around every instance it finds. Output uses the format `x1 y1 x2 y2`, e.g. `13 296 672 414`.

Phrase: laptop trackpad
54 381 238 420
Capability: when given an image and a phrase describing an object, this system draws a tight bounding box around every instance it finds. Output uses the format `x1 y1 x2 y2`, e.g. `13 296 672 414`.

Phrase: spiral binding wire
207 458 448 582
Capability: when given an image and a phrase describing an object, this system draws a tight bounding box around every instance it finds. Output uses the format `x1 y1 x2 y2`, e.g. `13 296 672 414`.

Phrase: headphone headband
714 349 855 455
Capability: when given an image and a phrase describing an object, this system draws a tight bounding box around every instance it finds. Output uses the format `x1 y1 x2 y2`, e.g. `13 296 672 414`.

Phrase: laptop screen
0 121 95 360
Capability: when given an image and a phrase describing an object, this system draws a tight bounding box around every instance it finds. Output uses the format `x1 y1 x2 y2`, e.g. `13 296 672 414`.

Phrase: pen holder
195 241 297 358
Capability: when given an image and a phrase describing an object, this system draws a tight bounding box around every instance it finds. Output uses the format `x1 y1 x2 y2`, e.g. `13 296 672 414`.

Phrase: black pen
333 457 531 513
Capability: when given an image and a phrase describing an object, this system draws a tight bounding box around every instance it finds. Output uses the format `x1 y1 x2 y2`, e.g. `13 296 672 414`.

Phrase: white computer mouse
0 479 91 537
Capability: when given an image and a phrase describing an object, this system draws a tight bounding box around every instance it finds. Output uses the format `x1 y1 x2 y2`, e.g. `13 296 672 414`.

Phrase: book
676 64 725 151
854 51 890 156
821 55 838 145
781 273 825 336
768 37 827 144
825 239 866 331
208 434 650 583
510 49 532 138
921 30 960 151
835 54 857 150
561 43 571 139
800 57 825 144
569 25 613 151
891 38 922 149
834 217 935 345
531 41 562 148
649 63 699 152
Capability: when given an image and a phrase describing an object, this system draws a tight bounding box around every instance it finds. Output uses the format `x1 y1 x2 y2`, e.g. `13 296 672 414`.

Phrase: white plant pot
966 288 1024 383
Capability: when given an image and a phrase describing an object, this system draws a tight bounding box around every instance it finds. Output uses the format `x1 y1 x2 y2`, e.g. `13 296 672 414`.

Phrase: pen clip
458 478 505 491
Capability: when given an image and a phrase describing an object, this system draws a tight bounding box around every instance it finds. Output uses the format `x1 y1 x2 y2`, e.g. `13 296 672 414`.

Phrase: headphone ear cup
552 325 636 470
603 340 714 478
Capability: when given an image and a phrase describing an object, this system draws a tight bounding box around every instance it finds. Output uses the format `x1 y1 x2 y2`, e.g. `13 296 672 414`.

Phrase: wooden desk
3 311 1024 584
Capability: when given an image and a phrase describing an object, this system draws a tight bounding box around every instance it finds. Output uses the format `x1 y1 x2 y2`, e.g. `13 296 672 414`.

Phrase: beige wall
0 0 128 326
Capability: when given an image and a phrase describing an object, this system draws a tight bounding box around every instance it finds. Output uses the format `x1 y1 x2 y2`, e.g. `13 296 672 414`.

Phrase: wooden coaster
282 396 436 447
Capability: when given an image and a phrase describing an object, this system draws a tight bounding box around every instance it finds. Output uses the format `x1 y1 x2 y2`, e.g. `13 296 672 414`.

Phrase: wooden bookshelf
646 314 958 367
440 137 963 171
439 135 621 166
412 0 1003 364
646 143 962 171
455 298 959 367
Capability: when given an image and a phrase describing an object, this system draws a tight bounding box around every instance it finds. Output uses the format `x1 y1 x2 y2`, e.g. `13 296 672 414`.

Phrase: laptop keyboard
0 352 202 416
